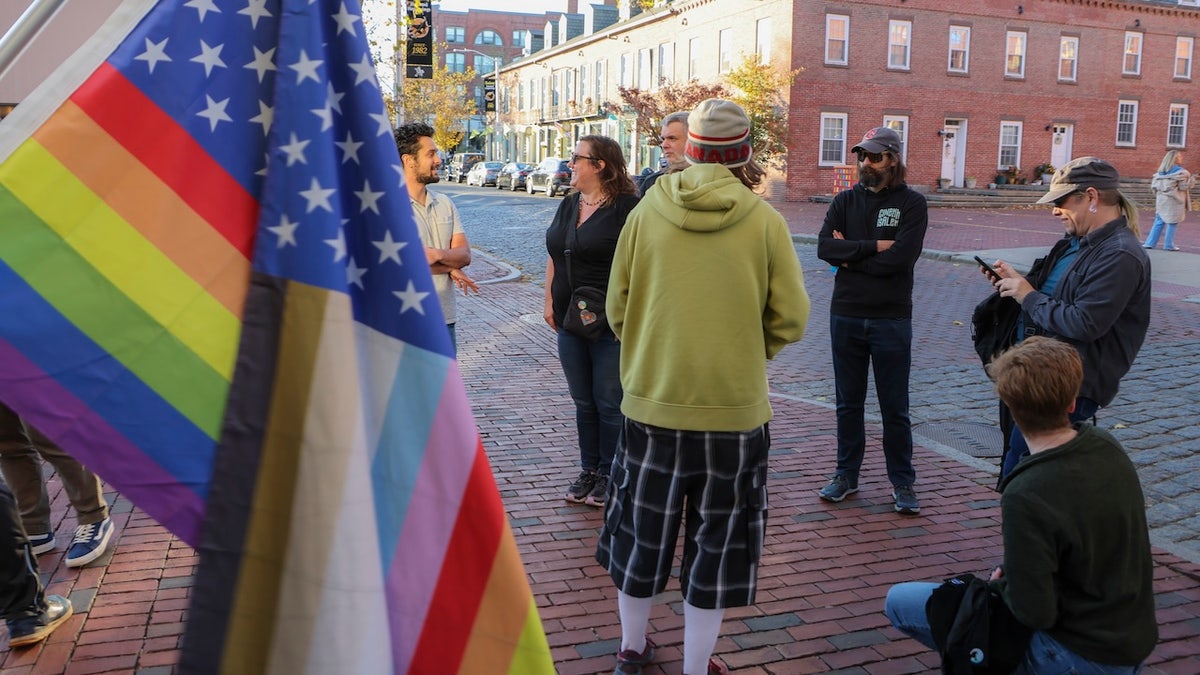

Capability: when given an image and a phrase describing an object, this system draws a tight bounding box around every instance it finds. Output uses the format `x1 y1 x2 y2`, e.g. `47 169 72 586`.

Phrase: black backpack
969 250 1058 368
926 574 1032 674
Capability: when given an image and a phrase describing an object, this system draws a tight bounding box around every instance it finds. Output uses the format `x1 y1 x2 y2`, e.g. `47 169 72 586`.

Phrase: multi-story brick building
488 0 1200 200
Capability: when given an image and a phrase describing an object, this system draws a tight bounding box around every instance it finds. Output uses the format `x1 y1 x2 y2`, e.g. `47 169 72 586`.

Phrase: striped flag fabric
0 1 554 672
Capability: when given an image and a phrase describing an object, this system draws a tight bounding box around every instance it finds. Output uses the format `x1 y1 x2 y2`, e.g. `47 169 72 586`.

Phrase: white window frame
1176 37 1194 79
1005 31 1026 78
594 60 606 102
580 64 589 103
998 121 1022 170
1123 32 1142 75
620 52 632 88
1116 100 1138 146
756 17 772 64
718 28 734 74
638 48 653 89
888 20 912 70
882 115 909 164
689 36 702 79
658 42 675 85
948 25 970 73
819 112 848 167
1168 103 1189 148
1059 36 1078 82
825 14 849 66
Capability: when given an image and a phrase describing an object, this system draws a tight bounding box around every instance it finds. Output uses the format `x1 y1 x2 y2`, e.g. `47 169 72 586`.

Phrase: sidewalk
3 201 1199 673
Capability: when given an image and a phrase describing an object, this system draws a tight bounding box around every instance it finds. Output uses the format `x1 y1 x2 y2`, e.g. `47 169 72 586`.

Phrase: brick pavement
3 201 1199 673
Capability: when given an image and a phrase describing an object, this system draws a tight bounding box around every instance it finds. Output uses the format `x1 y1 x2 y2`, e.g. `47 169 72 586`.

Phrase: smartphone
973 256 1001 281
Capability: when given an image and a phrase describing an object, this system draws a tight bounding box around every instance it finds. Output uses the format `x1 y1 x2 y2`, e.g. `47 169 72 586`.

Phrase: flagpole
0 0 69 83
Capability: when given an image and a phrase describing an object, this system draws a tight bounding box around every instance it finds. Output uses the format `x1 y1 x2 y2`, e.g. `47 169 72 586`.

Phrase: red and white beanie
684 99 752 168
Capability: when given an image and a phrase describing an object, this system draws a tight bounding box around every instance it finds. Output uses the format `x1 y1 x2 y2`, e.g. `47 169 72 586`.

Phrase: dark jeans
1001 397 1100 478
830 314 915 487
0 482 42 623
557 328 623 476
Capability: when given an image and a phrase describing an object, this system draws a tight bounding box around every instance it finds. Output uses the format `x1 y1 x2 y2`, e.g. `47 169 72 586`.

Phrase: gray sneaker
893 484 921 515
585 473 609 508
818 474 858 502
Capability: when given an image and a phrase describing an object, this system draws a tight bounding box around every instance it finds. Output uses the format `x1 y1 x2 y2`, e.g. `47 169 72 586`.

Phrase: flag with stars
0 0 553 672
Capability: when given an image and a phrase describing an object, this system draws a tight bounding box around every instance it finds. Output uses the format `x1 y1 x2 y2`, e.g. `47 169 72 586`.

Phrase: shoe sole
895 505 921 515
8 604 73 648
818 487 858 503
29 538 56 556
65 524 114 568
584 497 605 508
565 494 589 503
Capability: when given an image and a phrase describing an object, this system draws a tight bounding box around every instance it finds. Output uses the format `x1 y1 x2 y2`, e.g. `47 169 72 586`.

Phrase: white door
940 120 965 185
1050 125 1073 171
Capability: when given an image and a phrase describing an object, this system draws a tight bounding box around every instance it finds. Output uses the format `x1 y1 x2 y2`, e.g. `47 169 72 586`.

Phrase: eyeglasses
571 153 599 164
855 150 886 163
1052 191 1081 208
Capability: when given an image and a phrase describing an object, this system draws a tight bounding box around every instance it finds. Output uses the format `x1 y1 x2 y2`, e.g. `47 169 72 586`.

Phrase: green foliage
724 56 802 168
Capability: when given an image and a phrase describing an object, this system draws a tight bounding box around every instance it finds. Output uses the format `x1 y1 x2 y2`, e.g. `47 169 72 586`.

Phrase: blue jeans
830 315 915 487
1001 397 1099 478
557 328 623 476
885 582 1143 674
1142 214 1178 250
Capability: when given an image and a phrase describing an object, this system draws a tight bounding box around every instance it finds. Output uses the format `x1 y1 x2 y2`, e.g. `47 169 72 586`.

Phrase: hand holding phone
974 256 1001 282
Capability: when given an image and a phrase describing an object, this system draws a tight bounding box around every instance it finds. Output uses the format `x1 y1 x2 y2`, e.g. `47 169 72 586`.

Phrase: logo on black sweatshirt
876 208 901 229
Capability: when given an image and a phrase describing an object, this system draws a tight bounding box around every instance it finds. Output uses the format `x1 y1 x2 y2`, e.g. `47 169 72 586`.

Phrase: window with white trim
658 42 674 85
1176 37 1193 79
689 36 702 79
825 14 849 66
948 26 970 73
1168 104 1188 147
883 116 909 164
594 60 606 101
819 113 848 166
1005 31 1026 78
620 52 632 87
718 28 734 74
1059 36 1078 82
1123 32 1142 75
638 48 653 89
1116 100 1138 146
756 18 772 64
889 20 912 70
998 122 1022 169
580 64 589 103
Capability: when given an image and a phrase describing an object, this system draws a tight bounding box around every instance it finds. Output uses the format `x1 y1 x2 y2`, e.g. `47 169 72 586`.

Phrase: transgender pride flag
0 1 553 673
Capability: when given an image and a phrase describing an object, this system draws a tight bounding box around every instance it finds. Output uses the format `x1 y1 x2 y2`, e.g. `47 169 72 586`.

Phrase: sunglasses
856 150 886 163
1052 191 1081 208
571 153 599 164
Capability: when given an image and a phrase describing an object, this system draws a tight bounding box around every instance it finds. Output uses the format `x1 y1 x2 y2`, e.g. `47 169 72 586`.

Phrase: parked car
527 157 572 197
497 162 534 191
466 161 504 187
447 152 484 183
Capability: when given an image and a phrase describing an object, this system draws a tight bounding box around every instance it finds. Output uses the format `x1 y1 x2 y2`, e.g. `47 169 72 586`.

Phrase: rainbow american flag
0 1 553 673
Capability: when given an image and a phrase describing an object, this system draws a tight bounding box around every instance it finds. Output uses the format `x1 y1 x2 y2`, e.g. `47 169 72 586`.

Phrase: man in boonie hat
816 126 928 516
597 99 811 675
980 156 1151 479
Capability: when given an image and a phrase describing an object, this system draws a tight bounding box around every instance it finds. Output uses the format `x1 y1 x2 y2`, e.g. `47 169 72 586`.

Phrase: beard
858 165 890 188
418 171 440 185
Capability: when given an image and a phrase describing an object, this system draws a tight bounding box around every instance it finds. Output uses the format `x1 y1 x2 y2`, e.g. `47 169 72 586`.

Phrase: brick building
789 0 1200 200
493 0 1200 200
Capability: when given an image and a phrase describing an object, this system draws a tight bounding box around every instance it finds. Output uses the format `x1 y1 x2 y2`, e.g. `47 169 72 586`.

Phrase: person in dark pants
817 126 928 515
0 481 73 649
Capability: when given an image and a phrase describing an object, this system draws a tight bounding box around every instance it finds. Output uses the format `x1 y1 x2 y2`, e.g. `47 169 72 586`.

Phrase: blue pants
1001 397 1099 478
830 315 915 487
1142 214 1178 250
885 582 1143 674
557 328 623 476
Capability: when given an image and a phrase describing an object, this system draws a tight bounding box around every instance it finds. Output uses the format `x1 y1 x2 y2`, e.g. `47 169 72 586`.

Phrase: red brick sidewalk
3 214 1198 674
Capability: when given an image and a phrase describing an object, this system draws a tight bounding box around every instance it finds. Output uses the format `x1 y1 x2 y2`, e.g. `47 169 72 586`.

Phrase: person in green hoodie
884 337 1157 672
596 99 810 675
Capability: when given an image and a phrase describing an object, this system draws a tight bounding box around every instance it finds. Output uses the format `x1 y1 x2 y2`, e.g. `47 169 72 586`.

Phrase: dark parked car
526 157 572 197
497 162 534 191
466 161 504 187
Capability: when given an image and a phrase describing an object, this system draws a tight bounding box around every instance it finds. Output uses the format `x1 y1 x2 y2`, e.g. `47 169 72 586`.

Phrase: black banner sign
483 75 496 112
405 1 433 79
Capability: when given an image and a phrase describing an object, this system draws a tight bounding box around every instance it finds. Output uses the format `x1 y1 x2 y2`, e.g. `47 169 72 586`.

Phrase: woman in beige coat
1143 149 1193 251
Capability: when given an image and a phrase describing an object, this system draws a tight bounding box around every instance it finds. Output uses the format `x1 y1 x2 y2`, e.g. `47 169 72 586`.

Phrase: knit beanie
684 99 752 168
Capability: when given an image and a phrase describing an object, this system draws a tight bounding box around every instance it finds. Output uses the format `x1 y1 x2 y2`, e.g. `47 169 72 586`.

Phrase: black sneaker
893 484 921 515
566 470 597 503
818 474 858 502
614 635 656 674
7 595 73 648
585 473 609 507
